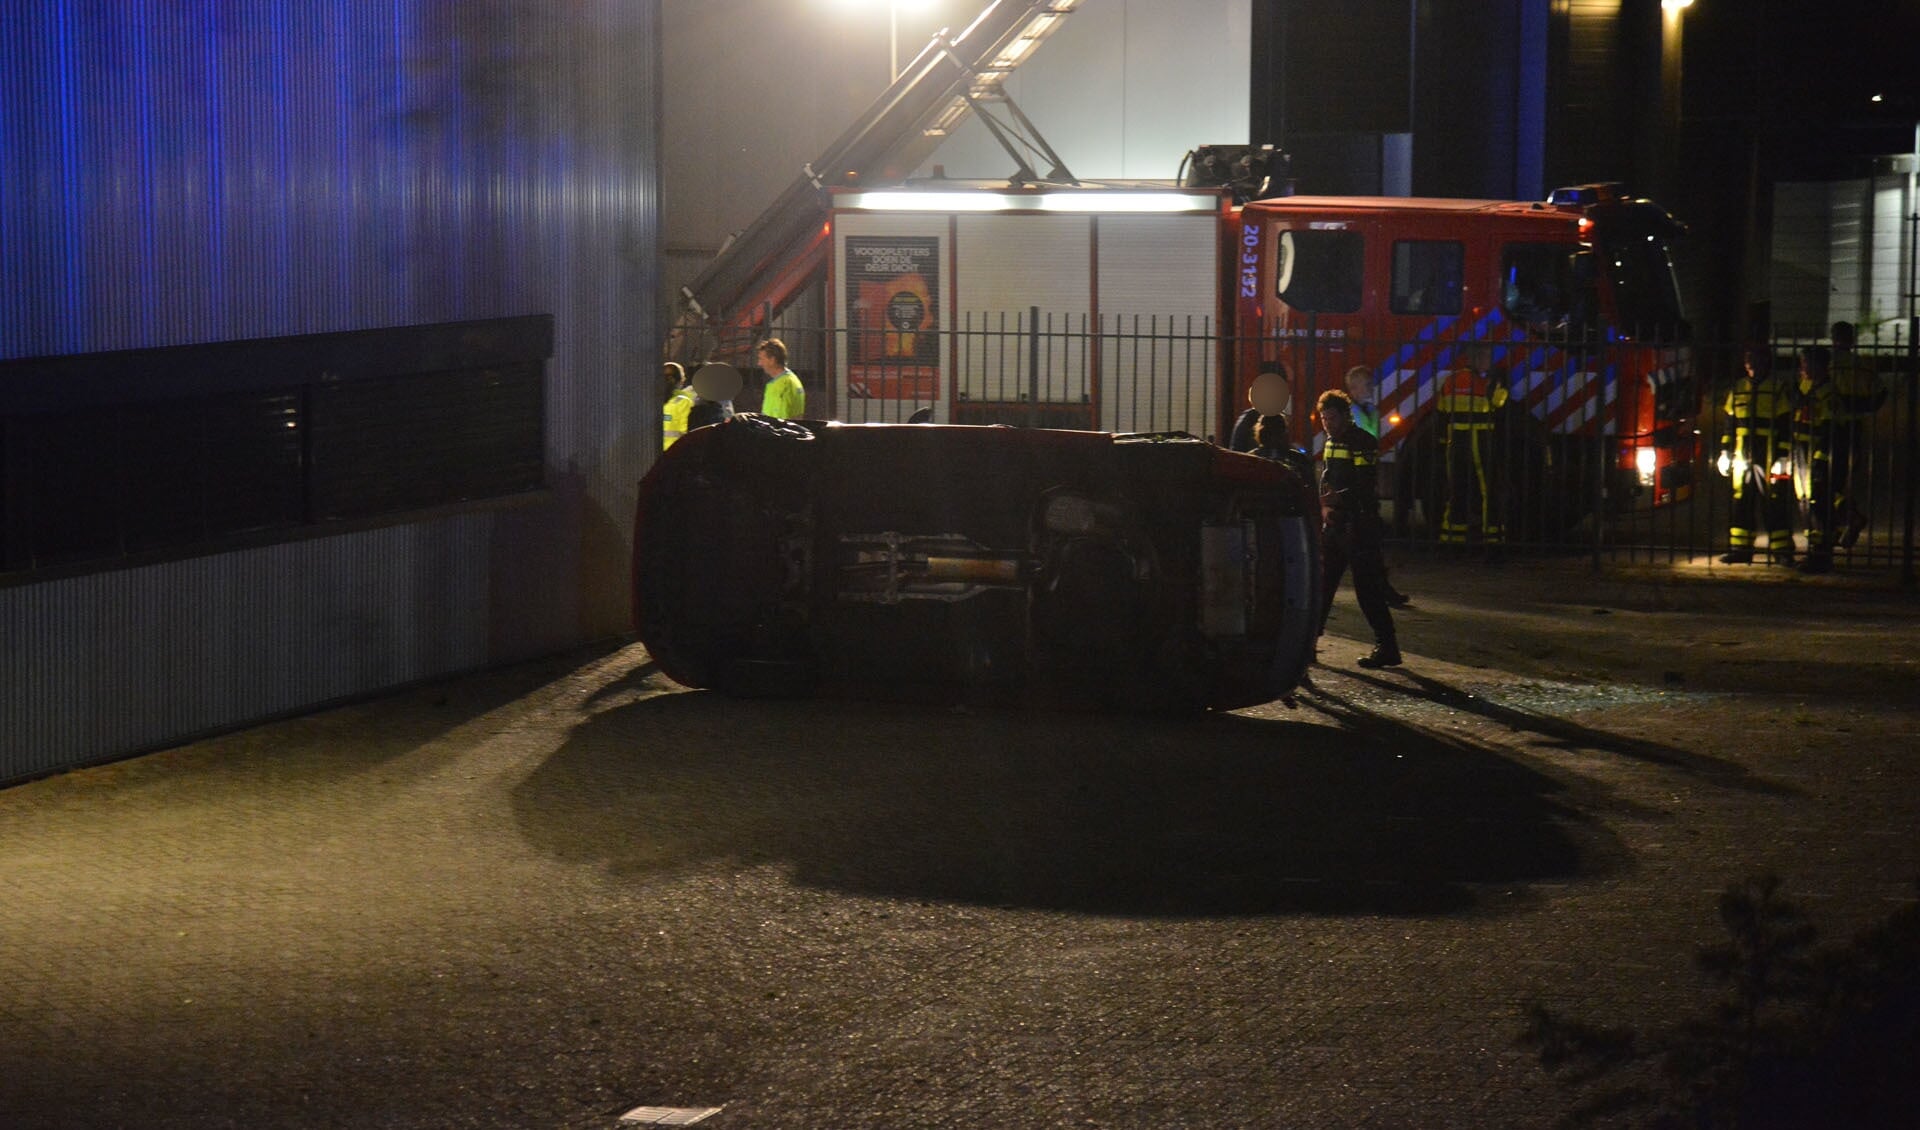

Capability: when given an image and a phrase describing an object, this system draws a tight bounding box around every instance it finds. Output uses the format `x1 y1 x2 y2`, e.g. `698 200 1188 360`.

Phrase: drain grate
619 1105 723 1126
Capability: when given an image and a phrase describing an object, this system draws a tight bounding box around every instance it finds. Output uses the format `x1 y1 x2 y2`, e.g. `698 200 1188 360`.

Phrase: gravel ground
1 556 1915 1129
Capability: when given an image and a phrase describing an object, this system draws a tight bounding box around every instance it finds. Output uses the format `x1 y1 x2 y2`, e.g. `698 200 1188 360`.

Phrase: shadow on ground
513 689 1634 918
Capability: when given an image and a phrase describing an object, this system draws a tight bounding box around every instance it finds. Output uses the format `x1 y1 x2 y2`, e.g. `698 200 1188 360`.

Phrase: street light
831 0 937 82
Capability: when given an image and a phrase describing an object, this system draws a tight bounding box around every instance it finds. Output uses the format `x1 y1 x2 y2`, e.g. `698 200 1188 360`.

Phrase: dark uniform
1795 356 1837 571
1320 414 1400 668
1228 406 1261 453
1435 365 1509 549
1719 361 1797 564
1824 345 1882 549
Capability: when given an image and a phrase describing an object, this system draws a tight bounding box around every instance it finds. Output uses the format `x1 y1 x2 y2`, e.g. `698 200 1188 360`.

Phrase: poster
845 235 940 400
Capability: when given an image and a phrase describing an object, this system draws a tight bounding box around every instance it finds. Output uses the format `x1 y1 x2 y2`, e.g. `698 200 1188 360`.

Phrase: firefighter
1824 321 1884 549
661 362 695 450
1315 389 1401 669
1435 351 1509 554
1794 346 1838 573
1717 346 1798 565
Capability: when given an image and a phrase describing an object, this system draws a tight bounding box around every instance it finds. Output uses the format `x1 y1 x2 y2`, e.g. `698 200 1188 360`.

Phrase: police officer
1435 350 1509 554
1340 365 1410 606
1718 345 1797 565
661 362 696 451
1317 389 1401 669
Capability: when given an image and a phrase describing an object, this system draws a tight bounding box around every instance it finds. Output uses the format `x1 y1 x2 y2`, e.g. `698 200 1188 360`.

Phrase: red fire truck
669 0 1694 528
692 179 1693 529
1234 182 1694 525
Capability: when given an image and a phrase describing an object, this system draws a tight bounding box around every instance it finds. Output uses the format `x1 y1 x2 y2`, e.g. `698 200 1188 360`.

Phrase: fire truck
671 0 1694 527
1234 181 1694 526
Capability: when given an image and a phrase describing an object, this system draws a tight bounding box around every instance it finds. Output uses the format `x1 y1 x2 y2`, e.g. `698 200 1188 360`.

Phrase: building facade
1 0 662 781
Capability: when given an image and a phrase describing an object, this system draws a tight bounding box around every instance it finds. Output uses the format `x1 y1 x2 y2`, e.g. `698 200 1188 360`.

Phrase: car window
1390 240 1463 315
1275 229 1363 314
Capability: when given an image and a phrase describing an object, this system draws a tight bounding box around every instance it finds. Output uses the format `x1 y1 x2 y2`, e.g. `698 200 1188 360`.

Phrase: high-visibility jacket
1434 367 1508 432
1829 353 1885 421
1320 429 1382 516
662 386 696 450
1720 376 1796 464
1795 379 1835 462
762 370 806 419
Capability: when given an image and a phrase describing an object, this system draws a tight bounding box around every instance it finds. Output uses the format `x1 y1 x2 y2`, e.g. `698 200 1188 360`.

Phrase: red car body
633 416 1320 711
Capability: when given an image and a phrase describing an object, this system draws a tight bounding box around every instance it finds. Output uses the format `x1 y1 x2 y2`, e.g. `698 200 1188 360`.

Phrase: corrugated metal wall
1771 175 1917 339
0 0 661 781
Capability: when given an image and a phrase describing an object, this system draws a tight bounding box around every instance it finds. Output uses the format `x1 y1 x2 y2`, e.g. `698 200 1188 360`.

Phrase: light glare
842 191 1217 214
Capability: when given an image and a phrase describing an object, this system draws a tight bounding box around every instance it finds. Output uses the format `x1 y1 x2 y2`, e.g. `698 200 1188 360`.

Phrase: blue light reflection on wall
0 0 660 399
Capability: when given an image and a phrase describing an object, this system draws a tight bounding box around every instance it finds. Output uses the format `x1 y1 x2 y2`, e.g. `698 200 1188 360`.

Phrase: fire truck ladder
672 0 1086 364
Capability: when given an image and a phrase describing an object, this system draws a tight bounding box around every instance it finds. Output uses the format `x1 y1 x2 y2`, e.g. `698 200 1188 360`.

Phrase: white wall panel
1095 215 1219 436
924 0 1251 182
954 214 1091 405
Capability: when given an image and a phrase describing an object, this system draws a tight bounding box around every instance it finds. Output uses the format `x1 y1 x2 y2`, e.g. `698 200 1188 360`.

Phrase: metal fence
701 315 1919 578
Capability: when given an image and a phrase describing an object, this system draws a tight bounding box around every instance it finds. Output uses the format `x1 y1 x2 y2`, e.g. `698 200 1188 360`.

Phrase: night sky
1683 0 1920 175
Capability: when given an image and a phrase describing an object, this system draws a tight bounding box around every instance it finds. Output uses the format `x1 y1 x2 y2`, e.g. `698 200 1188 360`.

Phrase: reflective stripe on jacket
1321 432 1381 514
662 386 696 450
1435 368 1508 430
1720 378 1796 448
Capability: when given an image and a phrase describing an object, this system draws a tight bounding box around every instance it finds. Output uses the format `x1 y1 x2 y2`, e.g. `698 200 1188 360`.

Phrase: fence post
1027 305 1040 429
1592 392 1606 573
1905 308 1917 588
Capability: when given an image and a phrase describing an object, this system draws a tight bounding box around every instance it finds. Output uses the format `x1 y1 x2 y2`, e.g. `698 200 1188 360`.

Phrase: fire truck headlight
1635 447 1658 485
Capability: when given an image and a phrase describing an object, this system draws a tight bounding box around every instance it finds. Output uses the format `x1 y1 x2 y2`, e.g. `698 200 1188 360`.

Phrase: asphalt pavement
2 555 1916 1128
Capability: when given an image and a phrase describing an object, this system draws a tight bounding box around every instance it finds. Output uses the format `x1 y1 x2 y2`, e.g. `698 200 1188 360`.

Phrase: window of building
1274 229 1364 313
1391 240 1464 315
0 316 551 575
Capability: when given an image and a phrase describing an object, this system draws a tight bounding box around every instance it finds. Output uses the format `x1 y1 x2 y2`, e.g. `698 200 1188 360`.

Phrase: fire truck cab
1234 183 1692 526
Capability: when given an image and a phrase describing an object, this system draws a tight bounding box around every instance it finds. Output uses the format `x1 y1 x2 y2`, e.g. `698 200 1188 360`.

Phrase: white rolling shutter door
954 214 1091 409
1096 215 1218 436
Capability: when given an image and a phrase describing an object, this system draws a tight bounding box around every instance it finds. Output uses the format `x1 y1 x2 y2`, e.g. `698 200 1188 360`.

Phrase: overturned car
633 416 1320 712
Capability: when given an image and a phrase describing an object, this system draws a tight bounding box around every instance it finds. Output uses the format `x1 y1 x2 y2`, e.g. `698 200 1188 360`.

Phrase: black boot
1719 549 1754 564
1357 642 1403 669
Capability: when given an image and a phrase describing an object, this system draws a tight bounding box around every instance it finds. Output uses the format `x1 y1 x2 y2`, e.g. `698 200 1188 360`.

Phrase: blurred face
1345 371 1373 402
757 348 781 377
1323 403 1352 435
